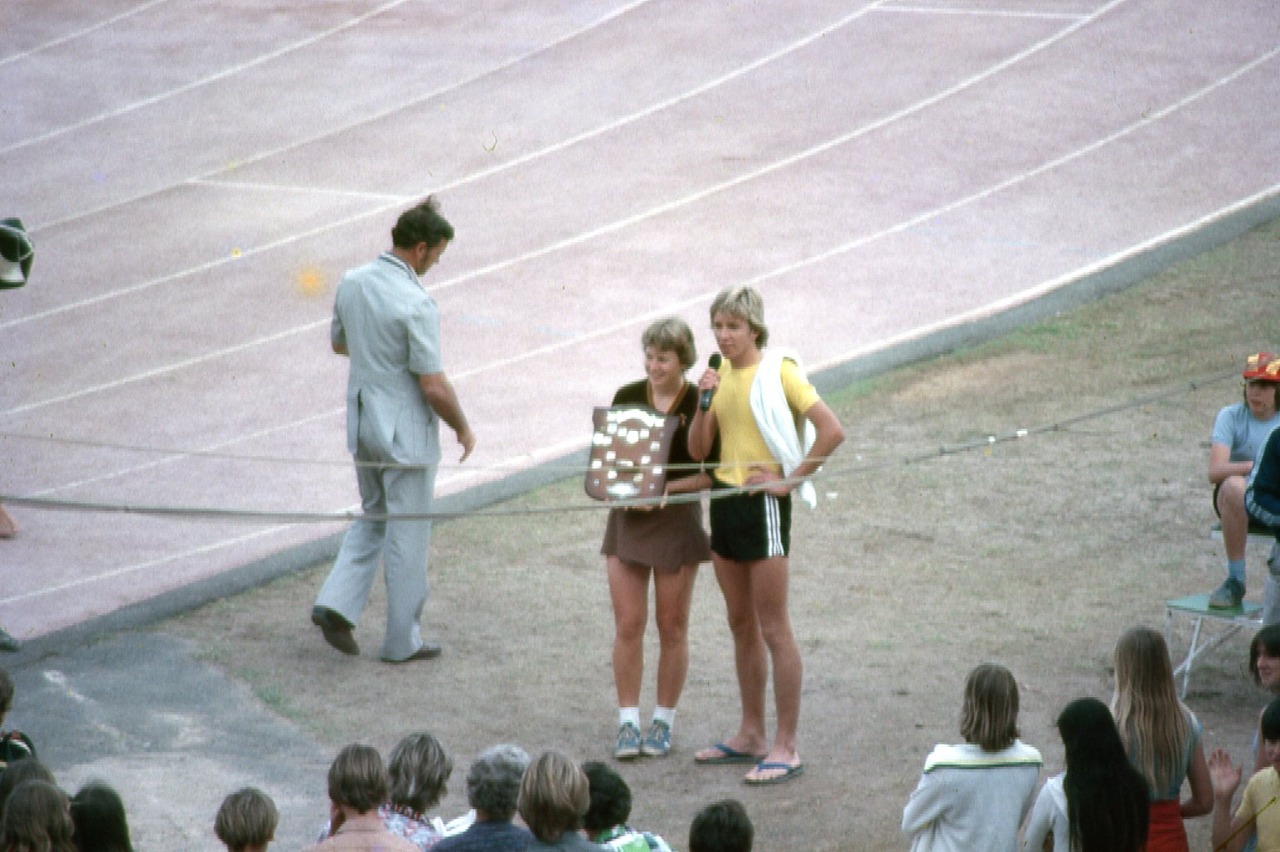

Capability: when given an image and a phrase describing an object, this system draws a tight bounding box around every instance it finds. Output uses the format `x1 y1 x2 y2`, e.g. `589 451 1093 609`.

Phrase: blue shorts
709 480 791 561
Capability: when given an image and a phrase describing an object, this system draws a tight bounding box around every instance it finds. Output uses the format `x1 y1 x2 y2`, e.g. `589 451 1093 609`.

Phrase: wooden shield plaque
585 406 679 502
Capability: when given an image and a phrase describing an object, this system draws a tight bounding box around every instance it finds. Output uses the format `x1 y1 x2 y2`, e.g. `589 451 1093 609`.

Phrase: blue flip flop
695 742 765 765
743 761 805 785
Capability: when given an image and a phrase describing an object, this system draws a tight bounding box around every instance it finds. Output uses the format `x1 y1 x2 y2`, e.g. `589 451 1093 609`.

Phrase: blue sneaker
614 723 642 760
640 720 671 757
1208 577 1245 609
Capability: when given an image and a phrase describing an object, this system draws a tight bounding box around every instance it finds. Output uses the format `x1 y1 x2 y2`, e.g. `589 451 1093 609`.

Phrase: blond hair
517 751 589 842
709 286 768 347
1111 627 1192 793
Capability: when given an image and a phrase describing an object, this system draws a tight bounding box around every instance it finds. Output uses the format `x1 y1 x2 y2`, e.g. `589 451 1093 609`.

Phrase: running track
1 0 1278 641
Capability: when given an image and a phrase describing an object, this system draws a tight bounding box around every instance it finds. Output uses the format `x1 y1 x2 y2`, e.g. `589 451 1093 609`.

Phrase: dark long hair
1058 697 1149 852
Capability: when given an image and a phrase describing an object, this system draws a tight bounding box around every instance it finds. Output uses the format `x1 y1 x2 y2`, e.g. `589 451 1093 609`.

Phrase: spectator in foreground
0 666 35 773
1208 697 1280 852
69 781 133 852
433 744 532 852
901 662 1042 851
0 779 76 852
0 757 55 812
1111 626 1212 851
310 744 415 852
581 761 671 851
688 800 752 852
215 787 278 852
517 751 600 851
382 732 452 850
1022 697 1148 852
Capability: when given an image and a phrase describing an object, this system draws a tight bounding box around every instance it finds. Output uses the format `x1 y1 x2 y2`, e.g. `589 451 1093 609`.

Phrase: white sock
653 706 676 729
619 707 640 729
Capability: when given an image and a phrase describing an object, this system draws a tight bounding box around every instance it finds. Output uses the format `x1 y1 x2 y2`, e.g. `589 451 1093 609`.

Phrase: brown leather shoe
382 642 442 664
311 607 359 656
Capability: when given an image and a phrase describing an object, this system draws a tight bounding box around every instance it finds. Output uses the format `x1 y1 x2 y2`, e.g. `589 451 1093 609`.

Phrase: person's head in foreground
0 779 76 852
960 662 1020 752
387 732 452 818
517 750 589 843
69 782 133 852
214 787 278 852
688 799 753 852
1056 697 1149 852
328 743 389 816
466 744 529 822
581 761 631 837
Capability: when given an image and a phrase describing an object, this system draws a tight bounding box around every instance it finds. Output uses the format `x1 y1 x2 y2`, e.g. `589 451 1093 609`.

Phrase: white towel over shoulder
748 347 818 508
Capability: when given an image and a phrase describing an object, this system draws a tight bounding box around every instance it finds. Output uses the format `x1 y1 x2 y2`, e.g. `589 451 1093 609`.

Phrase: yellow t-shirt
710 357 819 487
1237 766 1280 851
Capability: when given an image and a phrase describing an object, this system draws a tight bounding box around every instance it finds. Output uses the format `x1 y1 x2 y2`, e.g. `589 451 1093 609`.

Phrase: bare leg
652 563 698 709
746 555 803 778
608 556 650 708
696 554 769 758
1219 476 1250 563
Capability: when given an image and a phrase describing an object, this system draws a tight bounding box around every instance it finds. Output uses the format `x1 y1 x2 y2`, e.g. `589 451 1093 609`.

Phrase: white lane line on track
876 6 1087 19
0 0 416 157
4 185 1278 609
9 9 1274 432
29 0 657 234
185 179 417 204
0 0 173 67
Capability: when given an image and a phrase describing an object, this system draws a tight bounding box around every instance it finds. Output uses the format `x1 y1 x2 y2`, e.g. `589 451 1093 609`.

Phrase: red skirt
1146 799 1187 852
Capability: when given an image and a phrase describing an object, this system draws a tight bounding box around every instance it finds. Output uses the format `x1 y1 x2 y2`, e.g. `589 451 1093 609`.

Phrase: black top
611 379 716 482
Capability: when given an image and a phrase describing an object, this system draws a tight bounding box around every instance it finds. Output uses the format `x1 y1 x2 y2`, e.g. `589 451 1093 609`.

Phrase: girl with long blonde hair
1111 626 1213 852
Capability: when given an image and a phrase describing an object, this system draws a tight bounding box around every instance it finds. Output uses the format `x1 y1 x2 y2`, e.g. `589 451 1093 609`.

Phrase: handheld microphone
700 354 722 412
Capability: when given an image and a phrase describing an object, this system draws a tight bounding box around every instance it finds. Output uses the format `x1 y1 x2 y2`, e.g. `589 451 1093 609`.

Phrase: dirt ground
168 217 1280 850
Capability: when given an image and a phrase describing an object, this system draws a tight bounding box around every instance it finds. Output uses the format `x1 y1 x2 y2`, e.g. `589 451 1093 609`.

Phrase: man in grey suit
312 197 475 663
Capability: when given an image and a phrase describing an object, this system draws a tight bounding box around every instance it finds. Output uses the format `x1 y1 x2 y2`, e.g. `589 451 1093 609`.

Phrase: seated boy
215 787 278 852
1210 697 1280 851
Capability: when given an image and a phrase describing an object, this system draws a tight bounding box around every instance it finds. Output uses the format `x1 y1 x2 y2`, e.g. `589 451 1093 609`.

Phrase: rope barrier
0 368 1238 523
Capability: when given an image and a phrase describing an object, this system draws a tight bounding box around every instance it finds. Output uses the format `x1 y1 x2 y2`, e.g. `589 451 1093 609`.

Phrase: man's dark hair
582 761 631 834
689 799 753 852
391 196 454 250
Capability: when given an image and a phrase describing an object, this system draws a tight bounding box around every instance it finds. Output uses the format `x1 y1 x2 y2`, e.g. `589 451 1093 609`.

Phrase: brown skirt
601 501 710 572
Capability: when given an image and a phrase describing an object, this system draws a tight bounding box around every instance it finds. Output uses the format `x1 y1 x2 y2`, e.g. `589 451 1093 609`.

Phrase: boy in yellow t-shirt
1211 697 1280 851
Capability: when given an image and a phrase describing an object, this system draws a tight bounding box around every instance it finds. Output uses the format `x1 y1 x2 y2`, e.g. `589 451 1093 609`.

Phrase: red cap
1243 353 1280 382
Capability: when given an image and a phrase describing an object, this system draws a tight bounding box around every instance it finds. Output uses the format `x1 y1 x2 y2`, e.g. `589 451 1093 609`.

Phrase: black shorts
709 480 791 561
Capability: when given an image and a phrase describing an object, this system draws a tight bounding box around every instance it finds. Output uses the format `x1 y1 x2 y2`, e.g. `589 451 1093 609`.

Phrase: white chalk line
0 0 173 68
0 0 417 157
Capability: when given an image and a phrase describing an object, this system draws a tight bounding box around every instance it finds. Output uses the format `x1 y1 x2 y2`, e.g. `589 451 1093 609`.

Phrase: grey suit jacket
331 253 442 466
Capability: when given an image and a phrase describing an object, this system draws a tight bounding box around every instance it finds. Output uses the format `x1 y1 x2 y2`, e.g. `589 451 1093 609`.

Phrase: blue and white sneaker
640 720 671 757
614 722 642 760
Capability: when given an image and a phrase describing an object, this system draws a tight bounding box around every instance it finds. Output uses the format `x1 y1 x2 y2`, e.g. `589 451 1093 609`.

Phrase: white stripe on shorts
764 494 784 557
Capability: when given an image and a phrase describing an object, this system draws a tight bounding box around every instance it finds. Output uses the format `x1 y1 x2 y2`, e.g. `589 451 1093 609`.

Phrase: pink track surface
1 0 1278 641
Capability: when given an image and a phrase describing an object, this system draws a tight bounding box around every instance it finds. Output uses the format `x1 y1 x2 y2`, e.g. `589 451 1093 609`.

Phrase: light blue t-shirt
1212 402 1280 467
